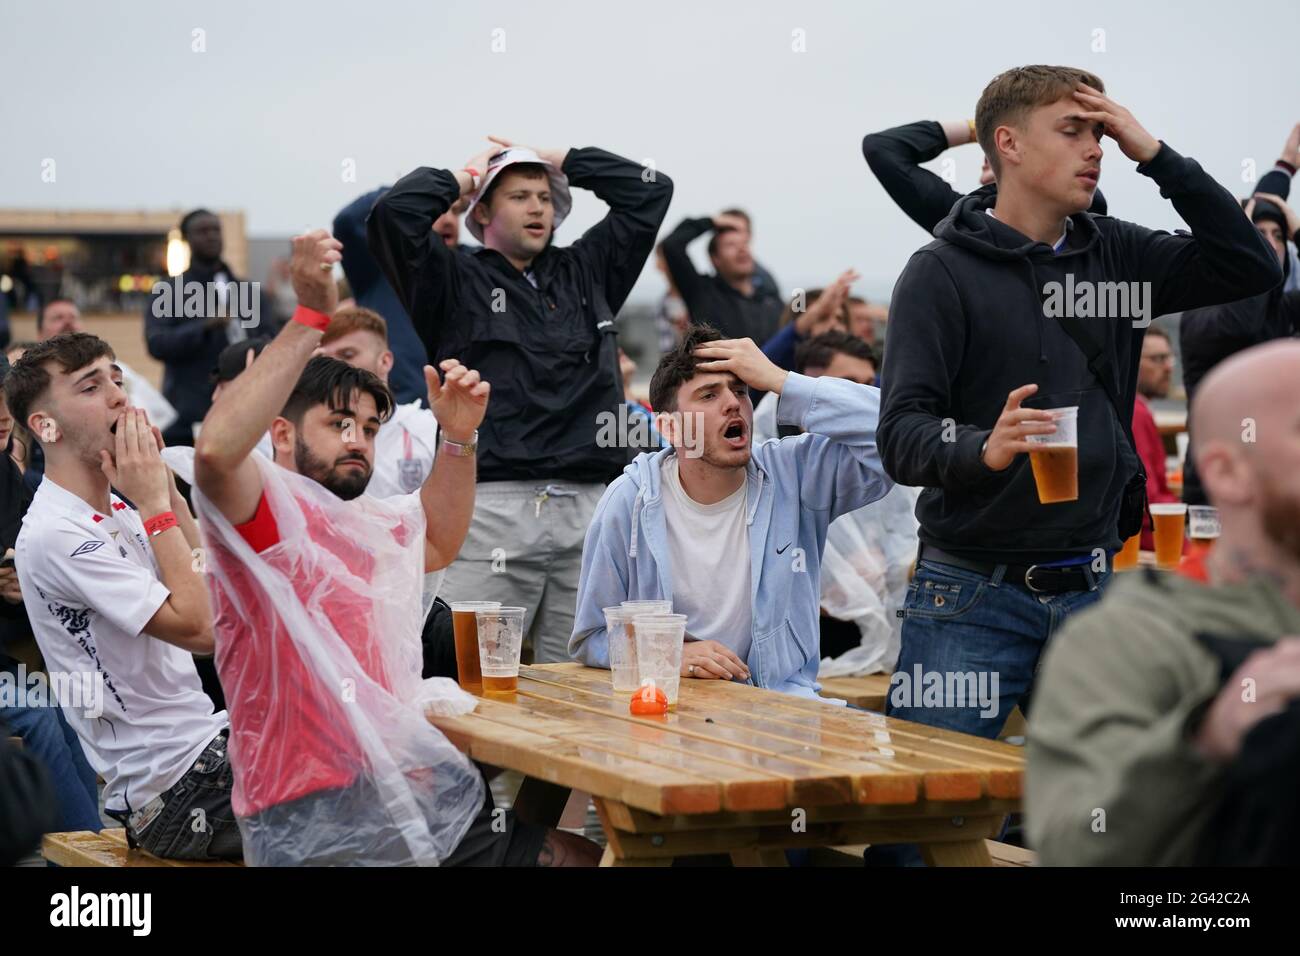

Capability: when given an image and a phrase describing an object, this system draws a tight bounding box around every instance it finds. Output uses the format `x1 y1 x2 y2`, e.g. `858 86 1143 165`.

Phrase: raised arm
691 338 893 519
560 146 674 313
366 144 502 356
97 410 213 653
194 230 341 525
417 360 489 571
659 217 716 308
1067 84 1282 311
861 119 969 235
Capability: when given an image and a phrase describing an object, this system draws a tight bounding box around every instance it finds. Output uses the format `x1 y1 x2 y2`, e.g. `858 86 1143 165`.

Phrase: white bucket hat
464 147 572 244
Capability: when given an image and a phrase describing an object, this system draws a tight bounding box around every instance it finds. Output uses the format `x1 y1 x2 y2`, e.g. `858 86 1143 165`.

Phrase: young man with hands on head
570 325 893 699
6 333 236 861
877 66 1283 747
368 135 672 666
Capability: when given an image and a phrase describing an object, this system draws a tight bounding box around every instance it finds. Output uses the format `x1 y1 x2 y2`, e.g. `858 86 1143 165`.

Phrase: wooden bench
818 674 891 710
41 828 242 867
818 674 1027 739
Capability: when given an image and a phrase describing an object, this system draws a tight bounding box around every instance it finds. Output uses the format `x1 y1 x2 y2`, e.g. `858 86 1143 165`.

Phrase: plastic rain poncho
193 452 484 865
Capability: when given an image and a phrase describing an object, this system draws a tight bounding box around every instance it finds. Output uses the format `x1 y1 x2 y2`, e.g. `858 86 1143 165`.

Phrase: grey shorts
438 480 604 663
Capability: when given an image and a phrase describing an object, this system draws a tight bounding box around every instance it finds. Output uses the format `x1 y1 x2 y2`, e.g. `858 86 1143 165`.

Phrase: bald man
1026 340 1300 866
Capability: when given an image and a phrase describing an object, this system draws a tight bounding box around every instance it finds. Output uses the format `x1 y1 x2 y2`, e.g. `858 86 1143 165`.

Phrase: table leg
921 838 994 867
599 846 672 867
511 777 572 828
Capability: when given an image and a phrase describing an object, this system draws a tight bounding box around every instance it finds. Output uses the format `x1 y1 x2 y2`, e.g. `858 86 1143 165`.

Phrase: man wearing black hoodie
878 65 1281 742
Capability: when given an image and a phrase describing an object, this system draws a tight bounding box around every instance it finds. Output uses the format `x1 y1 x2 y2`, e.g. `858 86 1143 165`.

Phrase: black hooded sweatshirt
879 143 1282 564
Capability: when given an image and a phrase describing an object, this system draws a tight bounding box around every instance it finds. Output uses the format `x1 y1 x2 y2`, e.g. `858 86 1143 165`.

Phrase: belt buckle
1024 564 1048 594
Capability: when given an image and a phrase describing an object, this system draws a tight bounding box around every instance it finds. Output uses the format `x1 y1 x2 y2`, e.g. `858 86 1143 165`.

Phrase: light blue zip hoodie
568 372 894 699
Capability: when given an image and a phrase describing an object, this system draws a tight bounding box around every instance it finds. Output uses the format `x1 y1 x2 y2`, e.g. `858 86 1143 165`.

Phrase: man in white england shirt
6 333 239 861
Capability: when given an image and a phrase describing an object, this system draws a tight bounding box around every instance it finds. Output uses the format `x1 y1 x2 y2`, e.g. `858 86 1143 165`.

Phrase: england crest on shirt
398 458 424 494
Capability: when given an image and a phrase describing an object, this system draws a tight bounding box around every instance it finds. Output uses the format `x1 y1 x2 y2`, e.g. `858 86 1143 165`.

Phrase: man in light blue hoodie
569 324 893 699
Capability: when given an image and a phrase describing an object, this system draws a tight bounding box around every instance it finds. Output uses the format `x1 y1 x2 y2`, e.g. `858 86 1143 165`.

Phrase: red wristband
291 304 331 332
144 511 179 538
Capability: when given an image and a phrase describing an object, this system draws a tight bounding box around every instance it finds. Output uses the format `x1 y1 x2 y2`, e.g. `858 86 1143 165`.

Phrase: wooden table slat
520 666 1010 801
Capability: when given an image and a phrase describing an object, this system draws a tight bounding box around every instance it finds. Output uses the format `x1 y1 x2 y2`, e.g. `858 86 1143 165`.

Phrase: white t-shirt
367 400 438 499
660 456 753 660
15 479 228 814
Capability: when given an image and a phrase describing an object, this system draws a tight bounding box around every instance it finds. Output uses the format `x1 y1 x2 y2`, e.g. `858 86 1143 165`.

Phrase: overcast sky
2 0 1297 301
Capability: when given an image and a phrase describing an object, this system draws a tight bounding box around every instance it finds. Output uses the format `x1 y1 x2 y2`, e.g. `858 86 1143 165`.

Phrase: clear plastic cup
603 606 642 695
614 601 672 694
475 606 525 696
634 616 686 709
1025 405 1079 504
1188 505 1220 543
1149 502 1187 570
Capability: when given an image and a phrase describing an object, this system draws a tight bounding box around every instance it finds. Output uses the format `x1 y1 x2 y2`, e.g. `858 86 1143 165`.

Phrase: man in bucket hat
368 137 672 663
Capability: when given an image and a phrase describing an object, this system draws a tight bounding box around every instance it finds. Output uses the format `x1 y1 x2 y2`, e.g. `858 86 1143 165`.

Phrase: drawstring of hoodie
1029 259 1047 364
628 486 644 558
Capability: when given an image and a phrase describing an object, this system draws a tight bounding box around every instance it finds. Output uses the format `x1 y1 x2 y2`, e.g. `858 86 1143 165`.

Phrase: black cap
211 337 272 384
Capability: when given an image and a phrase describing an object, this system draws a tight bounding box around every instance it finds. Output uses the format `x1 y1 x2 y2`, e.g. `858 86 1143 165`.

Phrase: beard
698 436 751 470
293 434 371 501
1259 472 1300 562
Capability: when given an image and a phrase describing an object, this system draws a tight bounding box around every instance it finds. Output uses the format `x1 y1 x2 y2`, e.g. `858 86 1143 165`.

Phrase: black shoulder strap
1054 312 1144 469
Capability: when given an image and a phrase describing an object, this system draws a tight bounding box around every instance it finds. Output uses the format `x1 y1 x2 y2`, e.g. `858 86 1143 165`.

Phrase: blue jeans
2 703 102 832
865 557 1110 866
886 558 1111 735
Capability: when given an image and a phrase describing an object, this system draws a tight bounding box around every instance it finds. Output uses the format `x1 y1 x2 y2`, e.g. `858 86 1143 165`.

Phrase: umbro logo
71 540 105 557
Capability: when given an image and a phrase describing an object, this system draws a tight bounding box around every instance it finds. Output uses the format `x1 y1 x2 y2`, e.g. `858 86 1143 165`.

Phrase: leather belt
919 545 1101 594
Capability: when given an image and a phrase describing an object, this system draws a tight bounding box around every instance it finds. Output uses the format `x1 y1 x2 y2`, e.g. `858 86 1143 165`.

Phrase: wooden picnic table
427 663 1023 866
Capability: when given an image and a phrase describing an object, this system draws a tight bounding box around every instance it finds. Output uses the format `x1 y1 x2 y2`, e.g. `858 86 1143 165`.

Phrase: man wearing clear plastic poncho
192 230 598 866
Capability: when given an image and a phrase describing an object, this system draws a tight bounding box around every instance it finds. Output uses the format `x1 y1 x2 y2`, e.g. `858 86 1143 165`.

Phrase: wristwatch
439 430 478 457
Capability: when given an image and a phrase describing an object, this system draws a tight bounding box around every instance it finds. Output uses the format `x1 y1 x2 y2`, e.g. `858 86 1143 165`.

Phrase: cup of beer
1026 405 1079 504
475 606 526 696
633 614 686 709
1149 503 1187 570
1187 505 1220 554
1113 532 1142 571
450 601 500 694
